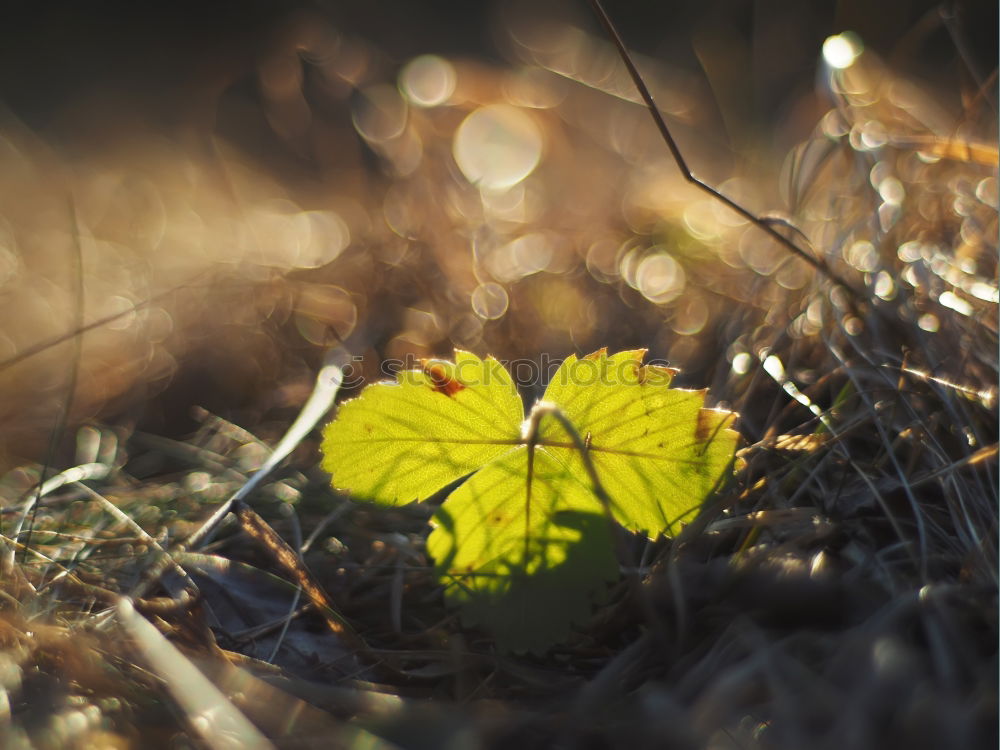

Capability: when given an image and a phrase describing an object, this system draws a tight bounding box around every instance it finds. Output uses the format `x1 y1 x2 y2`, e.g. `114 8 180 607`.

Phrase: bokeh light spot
471 282 509 320
823 33 862 70
969 282 999 303
453 104 542 190
352 85 408 143
859 120 888 151
485 233 553 282
104 296 138 331
732 352 752 375
399 55 456 107
874 271 896 300
938 291 973 317
917 314 939 333
878 177 905 206
975 176 997 206
290 210 351 269
636 252 686 305
897 241 923 263
672 295 708 336
293 285 357 346
762 354 786 382
846 240 879 273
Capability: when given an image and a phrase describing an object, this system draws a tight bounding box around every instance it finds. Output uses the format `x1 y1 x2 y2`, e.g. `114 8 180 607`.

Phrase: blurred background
0 4 995 747
0 0 995 466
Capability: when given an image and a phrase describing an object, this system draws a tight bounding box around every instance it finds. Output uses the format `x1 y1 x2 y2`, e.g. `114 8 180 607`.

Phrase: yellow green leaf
539 349 738 535
426 448 616 653
321 350 522 505
321 349 739 651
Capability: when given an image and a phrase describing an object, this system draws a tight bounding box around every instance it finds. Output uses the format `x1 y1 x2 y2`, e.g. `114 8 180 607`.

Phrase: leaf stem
523 401 646 630
523 401 617 520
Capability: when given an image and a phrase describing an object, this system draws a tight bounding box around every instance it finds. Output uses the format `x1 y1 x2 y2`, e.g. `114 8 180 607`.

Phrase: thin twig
586 0 868 307
0 268 213 376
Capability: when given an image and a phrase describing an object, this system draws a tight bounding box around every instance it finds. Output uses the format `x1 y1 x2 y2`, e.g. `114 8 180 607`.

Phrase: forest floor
0 3 996 748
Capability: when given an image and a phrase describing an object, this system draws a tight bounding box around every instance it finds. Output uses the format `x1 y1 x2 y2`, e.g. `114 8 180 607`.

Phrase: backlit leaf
426 449 616 653
321 349 739 651
538 349 737 535
321 350 522 505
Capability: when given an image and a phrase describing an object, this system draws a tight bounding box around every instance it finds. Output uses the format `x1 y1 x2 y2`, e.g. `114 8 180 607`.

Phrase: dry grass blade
183 358 345 552
234 504 365 652
115 597 276 750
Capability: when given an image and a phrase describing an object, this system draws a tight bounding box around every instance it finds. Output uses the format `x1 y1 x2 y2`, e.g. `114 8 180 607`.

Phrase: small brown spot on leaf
421 361 466 397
